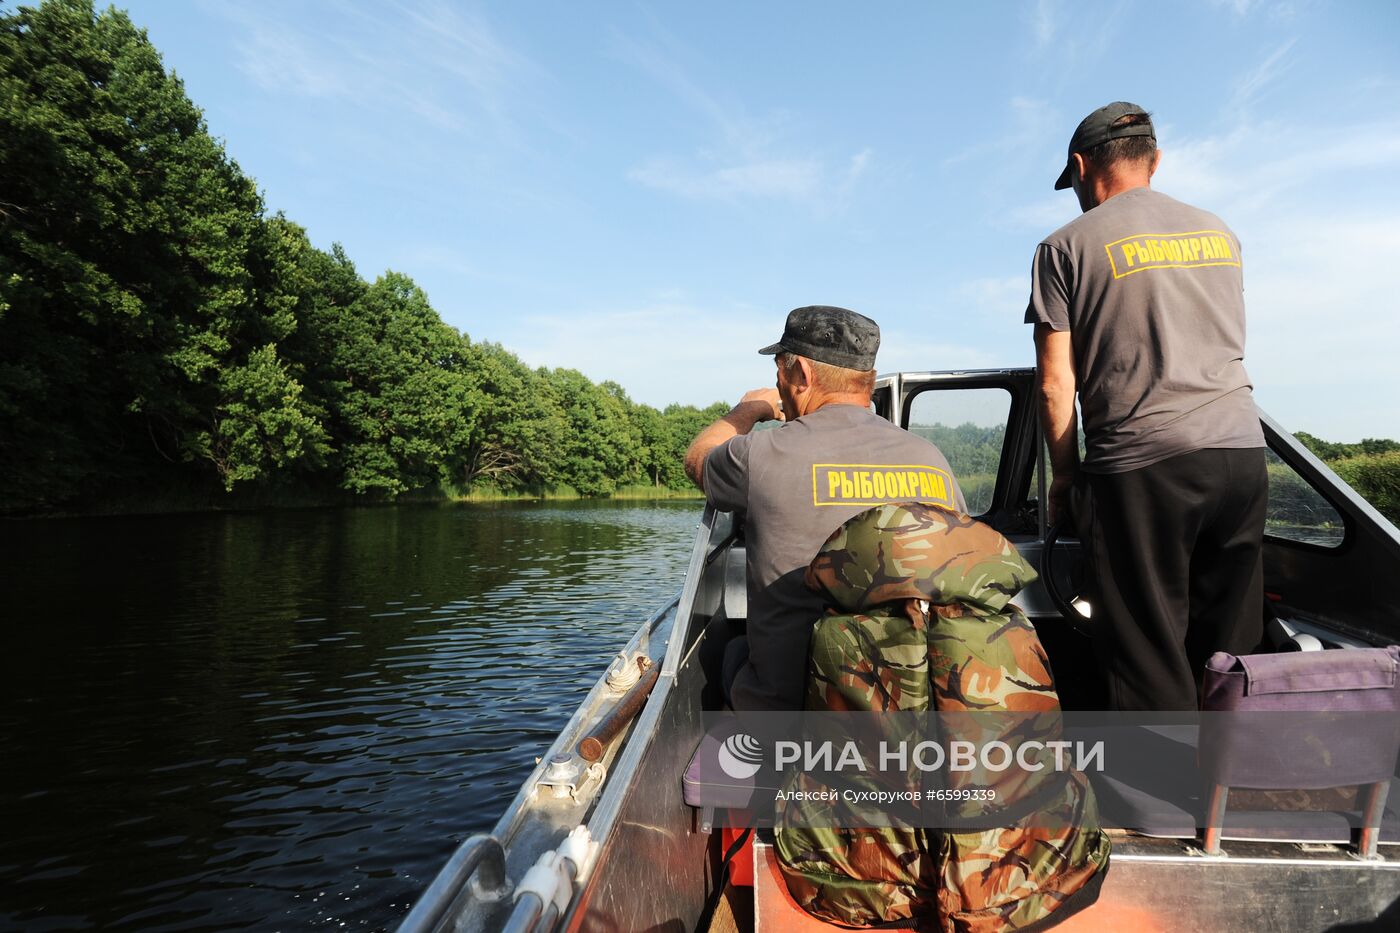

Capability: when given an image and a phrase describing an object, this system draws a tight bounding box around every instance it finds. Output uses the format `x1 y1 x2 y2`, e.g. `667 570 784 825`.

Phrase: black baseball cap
758 305 880 371
1054 101 1155 190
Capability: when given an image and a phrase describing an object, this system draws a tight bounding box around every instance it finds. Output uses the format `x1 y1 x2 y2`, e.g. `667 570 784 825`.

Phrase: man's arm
1034 323 1079 524
684 389 783 491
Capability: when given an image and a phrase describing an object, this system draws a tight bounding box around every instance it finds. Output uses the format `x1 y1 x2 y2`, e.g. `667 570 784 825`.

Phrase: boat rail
396 589 686 933
397 835 509 932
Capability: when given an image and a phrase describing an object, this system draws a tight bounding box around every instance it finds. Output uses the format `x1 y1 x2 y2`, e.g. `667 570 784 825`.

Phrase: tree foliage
1294 432 1400 463
0 0 726 512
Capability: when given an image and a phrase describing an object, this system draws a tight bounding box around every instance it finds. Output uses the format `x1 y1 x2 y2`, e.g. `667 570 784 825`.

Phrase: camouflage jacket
776 503 1110 932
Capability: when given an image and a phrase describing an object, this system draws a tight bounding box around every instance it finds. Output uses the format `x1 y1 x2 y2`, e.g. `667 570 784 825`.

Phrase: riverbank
2 481 702 521
453 483 702 503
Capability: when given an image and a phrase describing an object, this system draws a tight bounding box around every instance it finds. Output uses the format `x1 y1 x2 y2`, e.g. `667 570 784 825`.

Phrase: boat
396 367 1400 933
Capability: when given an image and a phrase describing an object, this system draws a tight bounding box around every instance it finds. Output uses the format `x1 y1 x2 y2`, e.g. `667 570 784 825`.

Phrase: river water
0 500 701 931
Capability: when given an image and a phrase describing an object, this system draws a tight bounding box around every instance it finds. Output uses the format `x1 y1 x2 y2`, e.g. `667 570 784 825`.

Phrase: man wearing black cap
684 306 965 710
1026 102 1268 711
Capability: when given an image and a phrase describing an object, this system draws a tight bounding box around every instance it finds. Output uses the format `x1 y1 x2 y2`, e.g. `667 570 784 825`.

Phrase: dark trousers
698 613 748 710
1073 447 1267 711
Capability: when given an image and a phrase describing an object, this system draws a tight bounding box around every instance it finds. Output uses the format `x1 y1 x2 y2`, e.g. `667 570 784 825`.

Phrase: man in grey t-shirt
684 306 965 710
1026 102 1267 711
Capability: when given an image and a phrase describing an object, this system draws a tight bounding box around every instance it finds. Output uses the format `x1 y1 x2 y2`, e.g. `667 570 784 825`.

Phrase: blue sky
122 0 1400 440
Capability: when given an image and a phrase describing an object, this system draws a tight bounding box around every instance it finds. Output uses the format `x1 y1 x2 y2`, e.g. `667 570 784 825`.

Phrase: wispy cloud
629 158 824 201
1208 0 1303 22
613 25 870 204
217 0 532 137
876 333 1009 376
501 299 1008 408
1003 195 1078 232
957 276 1029 317
944 96 1061 167
1229 39 1297 113
502 302 777 407
1020 0 1127 95
231 22 342 98
848 148 873 183
1028 0 1058 49
629 149 874 203
1158 118 1400 214
1246 215 1400 437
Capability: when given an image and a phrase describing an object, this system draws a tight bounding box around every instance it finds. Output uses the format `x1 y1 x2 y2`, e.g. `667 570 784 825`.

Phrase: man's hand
684 387 785 490
1047 472 1075 526
735 387 784 423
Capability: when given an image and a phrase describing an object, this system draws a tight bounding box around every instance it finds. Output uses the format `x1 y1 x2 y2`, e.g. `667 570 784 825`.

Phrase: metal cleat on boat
534 753 604 802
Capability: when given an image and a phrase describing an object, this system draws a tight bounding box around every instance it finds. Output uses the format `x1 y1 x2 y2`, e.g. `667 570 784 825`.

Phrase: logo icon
717 732 764 779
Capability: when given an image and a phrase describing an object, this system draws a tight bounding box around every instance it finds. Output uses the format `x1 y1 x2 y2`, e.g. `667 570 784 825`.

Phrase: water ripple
0 500 700 931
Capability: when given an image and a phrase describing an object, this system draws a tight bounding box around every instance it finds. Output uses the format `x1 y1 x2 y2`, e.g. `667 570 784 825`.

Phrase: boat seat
1091 646 1400 851
682 723 781 834
1091 727 1400 844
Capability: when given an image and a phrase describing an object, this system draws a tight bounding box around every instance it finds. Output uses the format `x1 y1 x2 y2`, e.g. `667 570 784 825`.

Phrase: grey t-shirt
704 404 965 710
1025 187 1264 473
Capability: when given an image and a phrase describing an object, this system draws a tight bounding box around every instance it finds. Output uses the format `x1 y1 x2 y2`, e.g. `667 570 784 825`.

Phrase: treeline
0 0 728 513
1295 433 1400 523
913 422 1004 478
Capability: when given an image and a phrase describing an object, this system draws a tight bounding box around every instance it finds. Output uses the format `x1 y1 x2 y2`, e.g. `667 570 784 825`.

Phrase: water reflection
0 500 700 930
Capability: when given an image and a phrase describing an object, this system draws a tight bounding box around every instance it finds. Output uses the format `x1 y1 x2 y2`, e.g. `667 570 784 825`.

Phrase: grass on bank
451 483 703 503
4 478 702 520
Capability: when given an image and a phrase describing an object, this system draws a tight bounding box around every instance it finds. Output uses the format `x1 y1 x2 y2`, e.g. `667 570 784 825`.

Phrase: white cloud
1029 0 1058 49
1004 195 1077 232
875 334 1009 376
1209 0 1258 15
497 301 1009 410
218 1 531 136
1245 215 1400 439
501 303 777 408
1157 117 1400 213
847 148 873 183
1229 39 1297 114
958 276 1029 317
945 96 1060 167
629 157 824 201
1208 0 1303 22
614 27 869 205
232 25 342 98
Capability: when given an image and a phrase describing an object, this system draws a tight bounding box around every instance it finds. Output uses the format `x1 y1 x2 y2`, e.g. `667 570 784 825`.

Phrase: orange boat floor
750 839 1166 932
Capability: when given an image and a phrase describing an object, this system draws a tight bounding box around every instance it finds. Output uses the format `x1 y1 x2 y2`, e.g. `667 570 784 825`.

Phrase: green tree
652 401 728 489
202 343 331 489
0 0 327 503
447 341 565 491
1331 453 1400 523
545 369 644 495
322 272 477 495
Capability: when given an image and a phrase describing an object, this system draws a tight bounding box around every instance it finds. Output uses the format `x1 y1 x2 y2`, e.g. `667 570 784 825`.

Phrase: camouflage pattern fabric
776 503 1111 932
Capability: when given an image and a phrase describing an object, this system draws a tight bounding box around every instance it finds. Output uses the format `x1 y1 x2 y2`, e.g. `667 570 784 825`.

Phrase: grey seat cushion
1089 724 1400 844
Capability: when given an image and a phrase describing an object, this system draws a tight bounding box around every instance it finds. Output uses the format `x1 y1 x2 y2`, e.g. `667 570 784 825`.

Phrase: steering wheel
1040 521 1093 637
